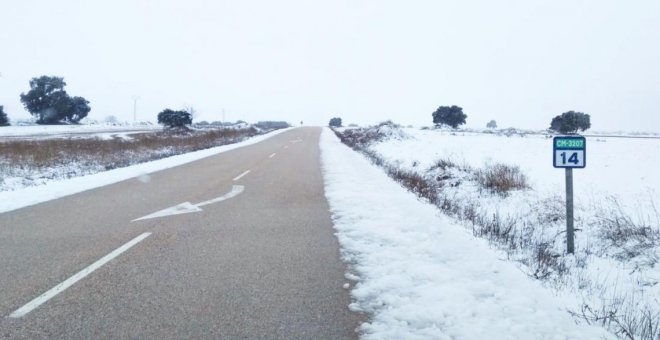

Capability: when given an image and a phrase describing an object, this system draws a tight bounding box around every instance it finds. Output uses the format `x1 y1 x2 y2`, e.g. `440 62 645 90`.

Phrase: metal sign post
565 168 574 253
553 136 586 254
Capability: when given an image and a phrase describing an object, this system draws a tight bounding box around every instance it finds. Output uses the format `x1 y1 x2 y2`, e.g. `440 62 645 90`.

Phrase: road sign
553 136 586 168
553 135 586 254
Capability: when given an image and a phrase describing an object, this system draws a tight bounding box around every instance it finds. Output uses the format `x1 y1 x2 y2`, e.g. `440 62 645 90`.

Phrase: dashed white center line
233 170 250 181
9 232 152 318
269 153 276 158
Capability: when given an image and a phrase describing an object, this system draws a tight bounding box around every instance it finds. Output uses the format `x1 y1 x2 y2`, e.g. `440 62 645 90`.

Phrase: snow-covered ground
0 128 292 214
370 129 660 211
0 122 160 140
331 124 660 339
320 128 613 339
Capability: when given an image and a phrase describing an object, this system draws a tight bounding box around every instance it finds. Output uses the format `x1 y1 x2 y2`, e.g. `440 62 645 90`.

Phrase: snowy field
0 122 160 140
333 124 660 339
320 128 612 339
370 129 660 211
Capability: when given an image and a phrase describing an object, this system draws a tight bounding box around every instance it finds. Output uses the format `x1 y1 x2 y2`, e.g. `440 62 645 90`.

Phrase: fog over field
1 0 659 130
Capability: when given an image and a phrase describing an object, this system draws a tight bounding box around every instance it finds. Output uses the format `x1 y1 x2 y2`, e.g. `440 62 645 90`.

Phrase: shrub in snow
0 106 9 126
594 197 660 262
549 111 591 134
475 163 529 196
20 76 91 124
254 121 290 130
335 121 410 149
329 117 342 127
487 119 497 129
157 109 192 128
432 105 467 128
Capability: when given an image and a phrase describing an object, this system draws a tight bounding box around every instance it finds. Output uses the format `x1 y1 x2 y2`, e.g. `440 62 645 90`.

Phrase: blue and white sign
553 136 586 168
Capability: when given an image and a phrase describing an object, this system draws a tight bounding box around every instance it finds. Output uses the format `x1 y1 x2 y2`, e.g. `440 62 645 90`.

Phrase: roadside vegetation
432 105 467 128
0 106 9 126
20 76 91 124
333 121 659 340
1 73 292 192
550 111 591 134
0 126 268 192
157 109 192 128
329 117 342 127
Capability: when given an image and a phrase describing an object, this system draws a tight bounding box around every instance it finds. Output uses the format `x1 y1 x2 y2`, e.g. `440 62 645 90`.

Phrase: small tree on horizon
486 120 497 129
157 109 192 128
20 76 90 124
329 117 342 127
0 106 9 126
549 111 591 134
432 105 467 128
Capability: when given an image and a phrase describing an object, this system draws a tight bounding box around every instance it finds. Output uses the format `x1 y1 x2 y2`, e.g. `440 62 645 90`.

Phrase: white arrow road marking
269 153 276 158
132 202 202 221
196 185 244 207
132 185 244 221
9 232 152 318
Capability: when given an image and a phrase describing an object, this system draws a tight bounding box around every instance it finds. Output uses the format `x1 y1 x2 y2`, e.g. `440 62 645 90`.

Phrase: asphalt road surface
0 127 361 339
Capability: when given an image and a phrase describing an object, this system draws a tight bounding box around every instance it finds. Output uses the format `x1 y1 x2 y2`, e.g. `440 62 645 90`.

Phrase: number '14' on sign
560 152 579 165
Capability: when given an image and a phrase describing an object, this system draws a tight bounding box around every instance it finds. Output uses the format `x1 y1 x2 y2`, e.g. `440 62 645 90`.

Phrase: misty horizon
1 0 659 131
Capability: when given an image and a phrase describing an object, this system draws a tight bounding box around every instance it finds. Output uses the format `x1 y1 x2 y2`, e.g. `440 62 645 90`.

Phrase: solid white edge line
233 170 250 181
9 232 152 318
269 153 276 158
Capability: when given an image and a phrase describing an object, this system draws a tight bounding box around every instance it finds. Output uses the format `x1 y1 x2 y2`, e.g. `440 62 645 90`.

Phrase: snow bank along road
0 128 359 339
320 129 612 340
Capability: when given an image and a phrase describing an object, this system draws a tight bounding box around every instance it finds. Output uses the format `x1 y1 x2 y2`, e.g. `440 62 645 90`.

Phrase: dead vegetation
571 301 660 340
476 163 529 196
0 127 259 190
595 197 660 262
335 121 407 149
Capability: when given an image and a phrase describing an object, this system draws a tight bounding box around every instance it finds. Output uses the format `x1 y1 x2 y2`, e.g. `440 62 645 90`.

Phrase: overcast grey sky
1 0 659 130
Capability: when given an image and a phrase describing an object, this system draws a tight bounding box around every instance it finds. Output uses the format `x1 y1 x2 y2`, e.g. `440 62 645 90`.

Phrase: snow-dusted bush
593 197 660 263
157 109 192 128
328 117 342 127
475 163 529 196
334 121 409 149
254 121 291 130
